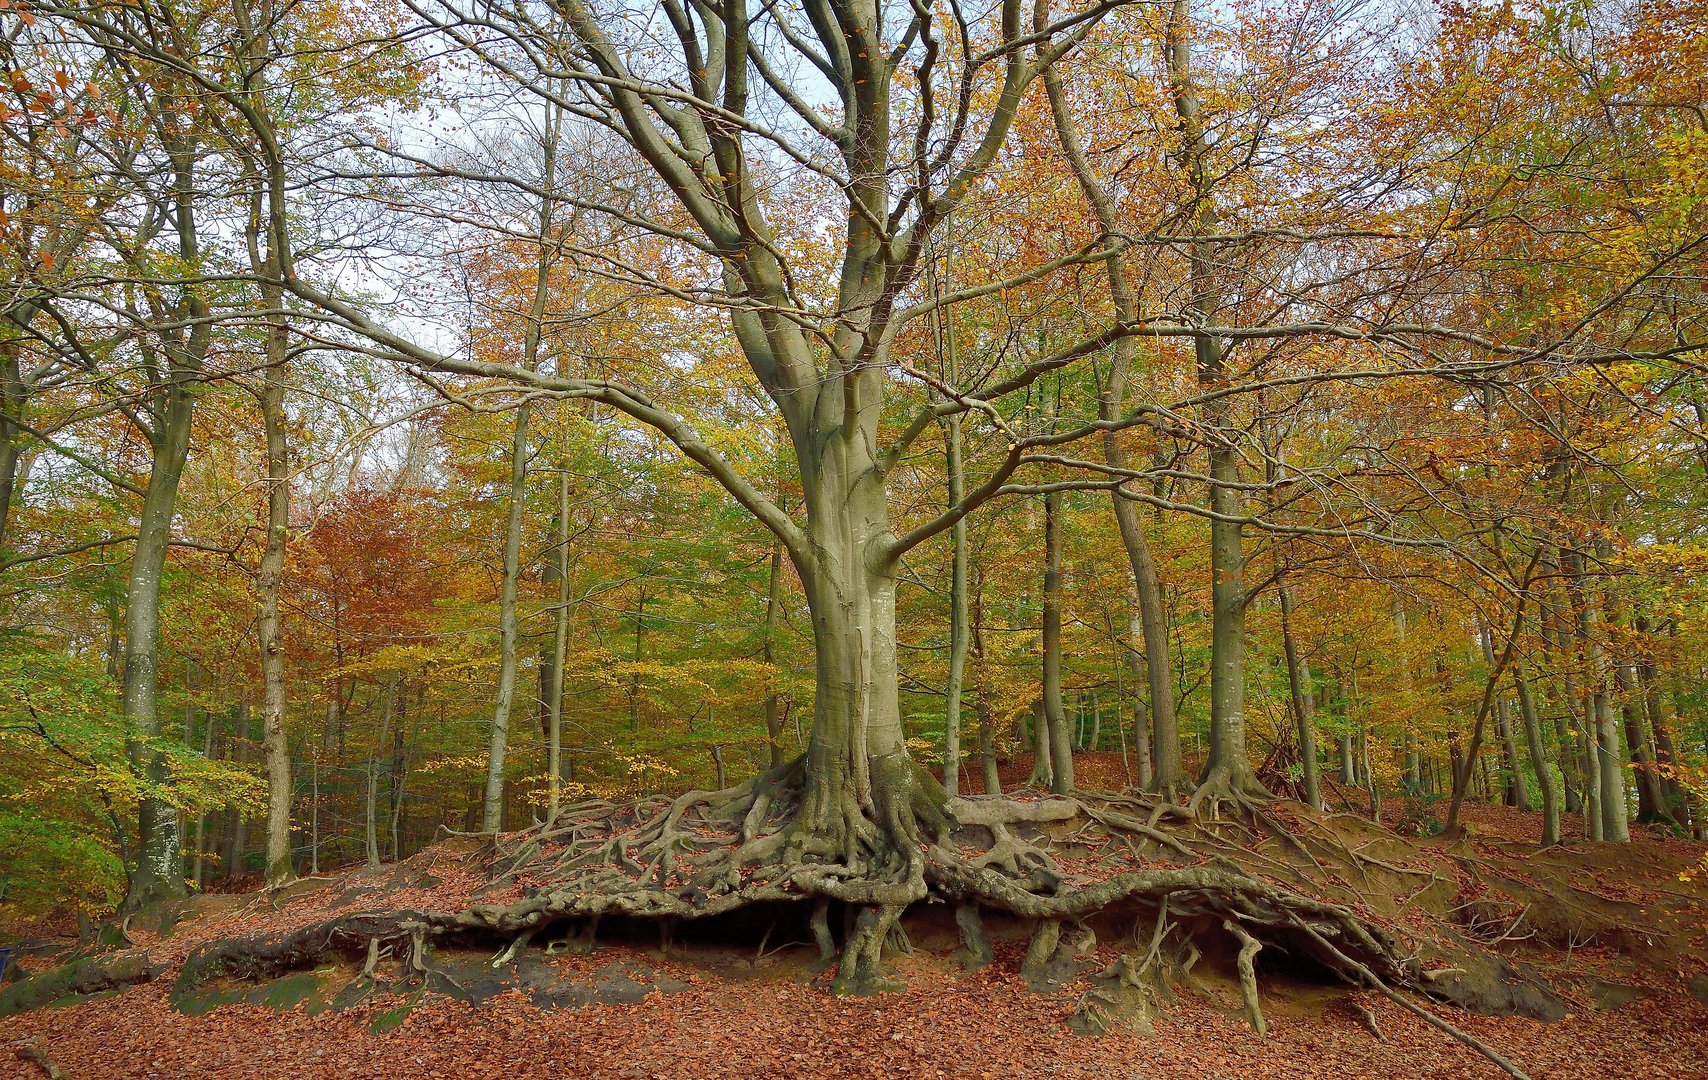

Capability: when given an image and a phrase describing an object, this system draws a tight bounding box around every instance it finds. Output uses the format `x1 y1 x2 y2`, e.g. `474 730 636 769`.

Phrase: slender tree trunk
1041 488 1072 795
1617 655 1669 824
224 704 250 883
484 99 561 833
1574 554 1628 842
1514 654 1561 846
548 468 573 814
1480 625 1530 811
0 345 24 558
943 415 969 795
366 677 396 868
482 399 531 833
1167 0 1255 800
1028 697 1054 789
1637 641 1685 821
255 285 295 886
1044 37 1180 796
389 688 408 859
1538 563 1585 815
972 580 1001 795
1123 596 1155 788
122 377 196 912
1279 582 1320 809
191 704 215 888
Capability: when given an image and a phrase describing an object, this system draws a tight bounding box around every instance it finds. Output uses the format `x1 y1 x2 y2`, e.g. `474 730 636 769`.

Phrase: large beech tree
269 0 1149 861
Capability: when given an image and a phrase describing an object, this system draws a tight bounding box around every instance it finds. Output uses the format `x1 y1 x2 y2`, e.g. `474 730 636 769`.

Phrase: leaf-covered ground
4 784 1705 1079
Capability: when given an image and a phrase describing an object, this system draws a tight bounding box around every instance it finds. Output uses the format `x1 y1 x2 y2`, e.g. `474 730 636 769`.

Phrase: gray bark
547 468 573 814
1043 50 1180 794
482 399 531 833
1041 486 1072 795
943 411 969 795
1279 583 1320 809
1513 656 1560 845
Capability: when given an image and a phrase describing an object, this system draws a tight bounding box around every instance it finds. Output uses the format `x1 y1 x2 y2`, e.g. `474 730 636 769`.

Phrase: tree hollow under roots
173 757 1554 1076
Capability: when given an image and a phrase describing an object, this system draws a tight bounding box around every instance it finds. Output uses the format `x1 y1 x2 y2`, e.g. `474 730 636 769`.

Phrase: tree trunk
1167 0 1255 801
0 344 24 558
255 287 295 887
971 581 1001 796
1513 655 1561 846
1636 643 1686 822
121 376 195 912
389 688 408 860
943 412 969 796
788 438 943 859
481 399 531 833
547 467 573 814
366 677 396 868
1041 488 1072 795
1480 626 1530 811
1045 35 1180 795
1122 595 1155 788
1574 556 1628 842
1279 582 1320 809
224 704 250 883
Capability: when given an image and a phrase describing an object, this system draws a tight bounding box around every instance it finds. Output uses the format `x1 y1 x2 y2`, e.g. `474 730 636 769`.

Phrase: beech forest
2 0 1707 1076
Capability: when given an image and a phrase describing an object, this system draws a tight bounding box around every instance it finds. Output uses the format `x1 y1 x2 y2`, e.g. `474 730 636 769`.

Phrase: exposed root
11 1037 67 1079
154 757 1574 1071
1224 918 1267 1036
955 903 993 970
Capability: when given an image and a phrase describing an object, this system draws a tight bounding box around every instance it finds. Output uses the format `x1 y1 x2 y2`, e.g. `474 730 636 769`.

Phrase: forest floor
3 756 1706 1079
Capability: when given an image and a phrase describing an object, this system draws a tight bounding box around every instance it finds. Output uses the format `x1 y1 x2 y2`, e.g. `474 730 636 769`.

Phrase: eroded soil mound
2 781 1705 1079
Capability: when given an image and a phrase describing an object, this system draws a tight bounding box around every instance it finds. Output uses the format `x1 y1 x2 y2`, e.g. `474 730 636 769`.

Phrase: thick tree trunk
786 430 945 867
482 400 531 833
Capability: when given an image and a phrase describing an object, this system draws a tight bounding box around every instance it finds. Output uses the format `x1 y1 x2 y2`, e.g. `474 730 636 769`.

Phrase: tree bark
482 399 531 833
547 467 573 814
1279 582 1320 809
943 413 969 795
1043 52 1180 795
1041 487 1072 795
122 374 196 912
224 704 250 884
1513 656 1560 846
